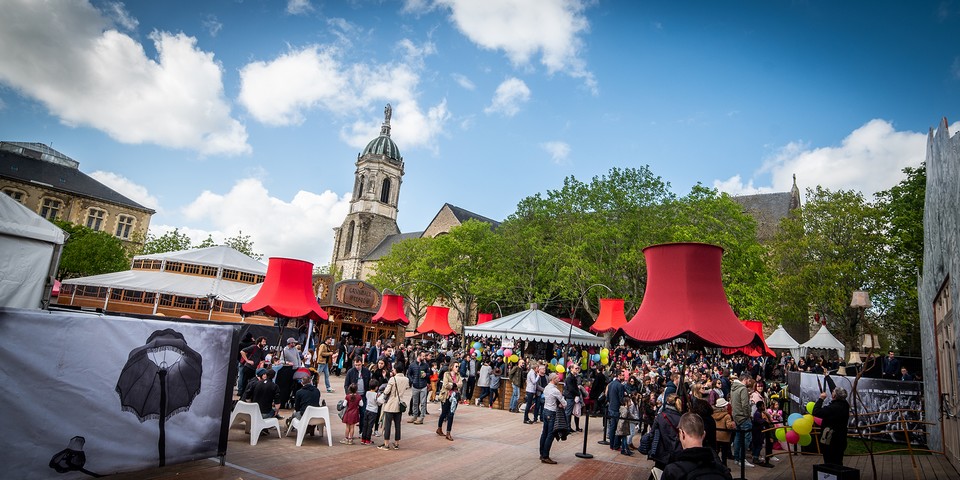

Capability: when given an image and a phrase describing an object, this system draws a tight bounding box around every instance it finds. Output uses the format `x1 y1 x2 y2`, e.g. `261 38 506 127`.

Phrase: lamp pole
484 300 503 318
563 283 613 370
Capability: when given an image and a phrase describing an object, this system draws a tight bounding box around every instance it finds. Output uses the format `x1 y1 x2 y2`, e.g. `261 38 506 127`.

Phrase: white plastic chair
285 405 333 447
229 401 281 445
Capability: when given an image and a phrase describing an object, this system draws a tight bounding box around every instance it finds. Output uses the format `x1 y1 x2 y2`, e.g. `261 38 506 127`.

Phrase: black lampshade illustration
49 436 101 477
116 329 202 467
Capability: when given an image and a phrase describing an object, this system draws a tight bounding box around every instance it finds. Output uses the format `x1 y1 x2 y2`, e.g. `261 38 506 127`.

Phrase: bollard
597 411 610 445
576 410 594 459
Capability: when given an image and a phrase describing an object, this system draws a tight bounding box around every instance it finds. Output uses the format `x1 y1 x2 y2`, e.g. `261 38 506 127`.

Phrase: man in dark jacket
649 393 683 471
606 369 627 451
250 369 281 419
812 387 850 465
662 412 733 480
290 376 322 434
563 364 582 430
344 358 372 432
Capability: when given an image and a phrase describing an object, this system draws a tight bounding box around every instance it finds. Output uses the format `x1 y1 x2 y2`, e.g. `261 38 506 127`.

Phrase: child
751 400 774 467
616 394 635 456
340 384 361 445
767 400 784 454
374 383 387 438
360 379 380 445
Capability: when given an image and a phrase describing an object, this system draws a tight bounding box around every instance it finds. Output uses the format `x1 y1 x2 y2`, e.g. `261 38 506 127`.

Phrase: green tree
768 187 887 350
223 231 263 260
141 228 192 255
54 221 130 279
874 164 925 355
196 234 217 249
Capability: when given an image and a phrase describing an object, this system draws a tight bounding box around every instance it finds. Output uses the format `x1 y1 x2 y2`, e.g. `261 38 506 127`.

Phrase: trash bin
813 463 860 480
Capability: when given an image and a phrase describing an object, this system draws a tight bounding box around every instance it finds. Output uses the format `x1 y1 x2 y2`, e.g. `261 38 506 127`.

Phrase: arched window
356 175 365 199
345 220 355 255
380 178 391 203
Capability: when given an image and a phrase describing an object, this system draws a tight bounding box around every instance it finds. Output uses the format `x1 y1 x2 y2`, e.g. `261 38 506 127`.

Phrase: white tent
765 324 802 359
800 324 846 360
0 193 65 308
464 304 605 347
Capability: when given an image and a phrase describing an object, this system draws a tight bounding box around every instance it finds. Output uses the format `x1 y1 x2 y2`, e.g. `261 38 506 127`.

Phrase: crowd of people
234 332 861 479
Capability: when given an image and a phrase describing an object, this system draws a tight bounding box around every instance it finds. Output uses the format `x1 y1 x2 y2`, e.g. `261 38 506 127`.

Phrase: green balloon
806 402 816 414
799 434 812 446
775 428 787 442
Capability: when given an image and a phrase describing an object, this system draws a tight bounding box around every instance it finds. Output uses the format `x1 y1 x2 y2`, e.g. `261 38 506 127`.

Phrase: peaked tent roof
765 325 801 349
0 189 65 245
137 245 266 274
800 324 846 359
464 305 604 347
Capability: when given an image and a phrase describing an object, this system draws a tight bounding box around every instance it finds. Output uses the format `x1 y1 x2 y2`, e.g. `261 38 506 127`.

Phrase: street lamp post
563 283 613 371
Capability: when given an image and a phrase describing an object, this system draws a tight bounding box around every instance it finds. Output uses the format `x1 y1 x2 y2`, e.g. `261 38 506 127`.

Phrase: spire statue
384 103 392 124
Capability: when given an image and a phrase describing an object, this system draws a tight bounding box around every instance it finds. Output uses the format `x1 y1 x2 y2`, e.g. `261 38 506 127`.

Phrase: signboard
333 280 381 311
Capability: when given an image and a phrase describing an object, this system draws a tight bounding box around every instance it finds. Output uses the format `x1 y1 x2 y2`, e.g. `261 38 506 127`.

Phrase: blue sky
2 0 958 266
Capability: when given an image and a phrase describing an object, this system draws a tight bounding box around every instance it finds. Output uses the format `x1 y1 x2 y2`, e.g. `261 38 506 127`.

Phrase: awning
464 305 604 347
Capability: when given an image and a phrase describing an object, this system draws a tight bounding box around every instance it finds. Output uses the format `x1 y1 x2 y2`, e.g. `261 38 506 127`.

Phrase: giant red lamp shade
372 293 409 325
242 257 328 321
622 243 761 349
477 313 493 325
417 305 454 336
722 320 776 357
589 298 628 334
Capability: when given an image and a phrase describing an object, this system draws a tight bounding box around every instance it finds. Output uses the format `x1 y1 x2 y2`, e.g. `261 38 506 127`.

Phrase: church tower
331 104 404 279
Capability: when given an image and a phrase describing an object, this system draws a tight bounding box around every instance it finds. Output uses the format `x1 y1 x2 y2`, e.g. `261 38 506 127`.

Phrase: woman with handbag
378 362 410 451
436 360 463 440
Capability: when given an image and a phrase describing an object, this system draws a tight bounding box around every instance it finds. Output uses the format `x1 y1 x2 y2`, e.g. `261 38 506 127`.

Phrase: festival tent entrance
0 191 65 309
800 324 846 360
464 304 605 347
765 324 802 359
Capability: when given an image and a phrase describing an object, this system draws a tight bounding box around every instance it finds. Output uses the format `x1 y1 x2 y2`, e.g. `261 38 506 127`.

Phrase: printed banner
0 307 239 478
788 371 926 446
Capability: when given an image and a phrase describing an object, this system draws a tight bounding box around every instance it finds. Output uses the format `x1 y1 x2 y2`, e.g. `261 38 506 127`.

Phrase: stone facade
919 118 960 462
0 142 154 244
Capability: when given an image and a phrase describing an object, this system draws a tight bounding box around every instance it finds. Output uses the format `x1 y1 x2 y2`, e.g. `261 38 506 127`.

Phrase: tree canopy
55 220 130 279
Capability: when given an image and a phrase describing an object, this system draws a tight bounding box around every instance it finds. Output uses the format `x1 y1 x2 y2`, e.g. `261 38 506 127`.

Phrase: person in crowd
248 368 281 437
661 413 734 480
344 358 371 434
590 366 609 416
360 379 380 445
813 387 850 466
538 373 566 464
488 365 502 408
606 369 627 452
340 384 361 445
881 351 901 379
616 394 636 456
523 363 543 424
509 358 525 412
288 375 321 436
437 360 464 440
316 337 335 392
371 358 389 387
368 339 382 365
276 337 301 408
648 393 683 473
563 364 582 428
750 400 774 467
429 361 440 402
689 386 717 452
712 398 735 466
900 366 914 381
378 362 410 451
238 336 267 397
475 357 493 406
406 350 430 424
731 375 755 468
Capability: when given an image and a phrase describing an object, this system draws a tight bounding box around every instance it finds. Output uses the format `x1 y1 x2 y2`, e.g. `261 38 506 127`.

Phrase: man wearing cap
277 337 301 408
316 337 335 393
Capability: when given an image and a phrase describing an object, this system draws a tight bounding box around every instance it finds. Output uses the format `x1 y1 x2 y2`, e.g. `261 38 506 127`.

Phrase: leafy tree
196 235 217 249
767 187 887 350
874 164 925 355
141 228 192 255
223 231 263 260
54 221 130 279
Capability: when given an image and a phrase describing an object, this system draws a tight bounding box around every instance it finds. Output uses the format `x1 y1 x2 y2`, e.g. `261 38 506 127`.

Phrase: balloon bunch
775 402 821 447
599 348 610 366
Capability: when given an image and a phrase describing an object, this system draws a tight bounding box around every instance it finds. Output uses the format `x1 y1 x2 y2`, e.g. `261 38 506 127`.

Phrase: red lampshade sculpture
589 298 628 334
416 305 454 336
372 293 409 325
722 320 776 357
477 313 494 325
622 243 761 349
242 257 328 320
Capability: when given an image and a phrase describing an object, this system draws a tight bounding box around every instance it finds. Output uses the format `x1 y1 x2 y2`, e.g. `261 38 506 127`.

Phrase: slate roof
364 231 424 261
0 142 154 212
443 203 501 229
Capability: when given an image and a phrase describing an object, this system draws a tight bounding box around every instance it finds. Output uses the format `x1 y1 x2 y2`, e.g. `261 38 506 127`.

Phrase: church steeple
790 174 801 210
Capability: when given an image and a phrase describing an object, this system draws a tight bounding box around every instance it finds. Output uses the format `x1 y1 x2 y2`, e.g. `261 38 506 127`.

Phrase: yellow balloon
793 418 813 435
509 354 519 363
601 356 609 365
556 365 566 373
600 348 609 356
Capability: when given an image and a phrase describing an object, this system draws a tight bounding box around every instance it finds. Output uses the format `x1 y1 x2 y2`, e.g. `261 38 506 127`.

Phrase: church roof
361 135 402 162
364 231 424 261
0 142 154 212
443 203 501 229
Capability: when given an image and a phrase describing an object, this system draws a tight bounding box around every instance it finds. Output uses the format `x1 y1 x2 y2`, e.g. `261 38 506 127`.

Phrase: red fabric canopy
242 257 328 321
722 320 776 357
622 243 761 349
477 313 494 324
590 298 628 334
417 305 454 336
372 293 409 325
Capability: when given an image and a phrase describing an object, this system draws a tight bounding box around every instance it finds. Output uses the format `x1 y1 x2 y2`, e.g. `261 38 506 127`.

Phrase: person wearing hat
712 397 736 466
812 387 850 465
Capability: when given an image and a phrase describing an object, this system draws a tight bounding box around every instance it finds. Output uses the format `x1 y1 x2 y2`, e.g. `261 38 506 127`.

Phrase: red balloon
814 417 823 426
785 430 800 444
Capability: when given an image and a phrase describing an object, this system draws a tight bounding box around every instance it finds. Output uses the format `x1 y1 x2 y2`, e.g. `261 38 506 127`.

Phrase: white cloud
540 141 571 165
0 0 250 156
287 0 314 15
432 0 597 93
89 171 161 211
105 2 138 31
484 77 530 117
178 178 351 266
238 41 450 152
451 73 475 90
714 119 960 197
203 15 223 37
